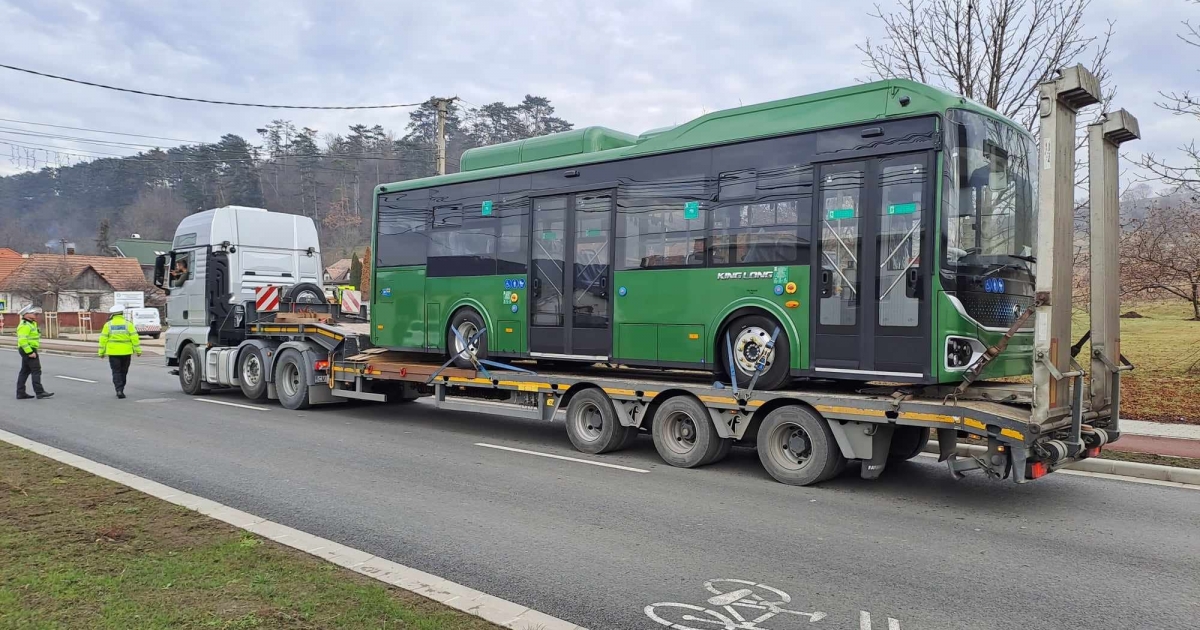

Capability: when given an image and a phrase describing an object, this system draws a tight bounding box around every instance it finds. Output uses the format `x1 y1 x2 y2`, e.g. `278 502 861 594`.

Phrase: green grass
1099 449 1200 470
1073 301 1200 424
0 442 501 630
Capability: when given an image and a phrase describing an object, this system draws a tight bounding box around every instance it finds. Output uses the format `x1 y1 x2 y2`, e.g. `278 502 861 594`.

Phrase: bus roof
377 79 1023 195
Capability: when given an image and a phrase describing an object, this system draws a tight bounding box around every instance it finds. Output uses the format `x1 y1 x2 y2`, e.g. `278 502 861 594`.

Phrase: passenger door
812 153 931 380
529 191 614 359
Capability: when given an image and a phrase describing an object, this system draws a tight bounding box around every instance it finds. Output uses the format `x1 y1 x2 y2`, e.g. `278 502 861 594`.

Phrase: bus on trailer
370 80 1037 391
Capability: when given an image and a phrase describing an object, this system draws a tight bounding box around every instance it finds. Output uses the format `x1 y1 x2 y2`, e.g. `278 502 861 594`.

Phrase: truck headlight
945 336 986 370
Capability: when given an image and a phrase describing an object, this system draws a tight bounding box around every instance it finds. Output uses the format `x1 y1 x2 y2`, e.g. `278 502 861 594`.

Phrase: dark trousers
109 355 132 392
17 350 44 395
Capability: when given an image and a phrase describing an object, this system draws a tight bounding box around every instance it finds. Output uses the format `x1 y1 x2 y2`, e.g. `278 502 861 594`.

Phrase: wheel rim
182 356 195 385
660 410 701 455
295 290 321 304
733 326 774 375
766 420 813 471
243 354 261 388
281 362 300 398
572 401 604 443
453 321 479 359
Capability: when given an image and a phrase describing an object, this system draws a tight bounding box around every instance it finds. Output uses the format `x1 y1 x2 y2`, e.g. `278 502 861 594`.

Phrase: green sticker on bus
481 200 494 216
541 231 557 240
684 201 700 220
887 202 918 215
827 208 855 220
586 229 601 237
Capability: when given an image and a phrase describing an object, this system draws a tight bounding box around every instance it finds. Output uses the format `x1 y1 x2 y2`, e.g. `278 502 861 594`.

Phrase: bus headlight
945 336 986 370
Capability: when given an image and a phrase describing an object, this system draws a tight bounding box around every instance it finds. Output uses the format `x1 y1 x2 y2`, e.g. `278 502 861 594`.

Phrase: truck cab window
170 253 193 288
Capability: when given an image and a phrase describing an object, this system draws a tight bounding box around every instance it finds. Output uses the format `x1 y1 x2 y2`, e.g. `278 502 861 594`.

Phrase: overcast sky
1 0 1196 180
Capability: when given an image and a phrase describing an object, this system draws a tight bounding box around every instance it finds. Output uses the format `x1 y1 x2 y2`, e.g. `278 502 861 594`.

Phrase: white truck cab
154 206 324 364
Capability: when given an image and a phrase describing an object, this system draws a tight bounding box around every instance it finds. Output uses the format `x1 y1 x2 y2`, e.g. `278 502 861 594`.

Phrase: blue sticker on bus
618 286 627 297
984 278 1006 294
381 287 392 297
774 284 785 295
504 278 526 290
511 304 519 313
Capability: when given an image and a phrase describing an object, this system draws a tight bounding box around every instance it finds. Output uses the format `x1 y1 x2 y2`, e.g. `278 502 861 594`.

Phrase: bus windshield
942 109 1037 283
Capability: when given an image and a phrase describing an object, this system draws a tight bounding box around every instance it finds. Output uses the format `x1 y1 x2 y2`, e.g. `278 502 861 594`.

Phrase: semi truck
155 67 1138 487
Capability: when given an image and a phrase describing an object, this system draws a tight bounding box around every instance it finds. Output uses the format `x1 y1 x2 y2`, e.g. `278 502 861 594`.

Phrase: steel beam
1032 66 1102 426
1087 109 1140 414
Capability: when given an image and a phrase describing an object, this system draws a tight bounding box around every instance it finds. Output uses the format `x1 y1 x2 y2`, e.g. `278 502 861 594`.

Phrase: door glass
573 193 612 329
532 196 567 327
819 171 864 326
878 162 925 327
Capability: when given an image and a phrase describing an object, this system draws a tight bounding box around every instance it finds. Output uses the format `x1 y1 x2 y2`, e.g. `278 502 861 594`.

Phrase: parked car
129 307 161 339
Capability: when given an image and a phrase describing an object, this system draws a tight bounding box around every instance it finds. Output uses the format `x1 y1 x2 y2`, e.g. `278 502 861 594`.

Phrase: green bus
370 79 1036 390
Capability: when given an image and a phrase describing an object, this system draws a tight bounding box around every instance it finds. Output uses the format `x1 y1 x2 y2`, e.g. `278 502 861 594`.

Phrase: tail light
1027 461 1049 480
314 359 330 371
1085 446 1101 458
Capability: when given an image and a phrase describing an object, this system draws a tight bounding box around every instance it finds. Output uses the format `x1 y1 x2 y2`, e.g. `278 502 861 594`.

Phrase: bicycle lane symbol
645 579 828 630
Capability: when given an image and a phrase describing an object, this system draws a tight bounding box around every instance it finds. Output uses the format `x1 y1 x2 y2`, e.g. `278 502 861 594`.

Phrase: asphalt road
2 348 1198 630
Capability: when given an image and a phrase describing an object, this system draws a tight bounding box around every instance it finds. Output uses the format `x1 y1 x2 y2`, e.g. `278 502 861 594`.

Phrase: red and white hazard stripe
340 289 362 315
255 285 280 312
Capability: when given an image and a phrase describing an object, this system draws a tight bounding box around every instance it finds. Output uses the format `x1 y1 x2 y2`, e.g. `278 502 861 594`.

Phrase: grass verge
1098 448 1200 470
0 441 500 630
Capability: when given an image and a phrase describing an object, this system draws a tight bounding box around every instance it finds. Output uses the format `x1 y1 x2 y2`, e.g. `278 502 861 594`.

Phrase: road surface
1 349 1197 629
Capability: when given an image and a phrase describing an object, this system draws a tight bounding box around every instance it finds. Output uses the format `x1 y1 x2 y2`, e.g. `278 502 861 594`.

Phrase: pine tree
95 219 112 254
348 253 363 290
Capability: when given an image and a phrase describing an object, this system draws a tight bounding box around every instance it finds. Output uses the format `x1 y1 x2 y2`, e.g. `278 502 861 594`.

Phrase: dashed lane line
475 442 650 473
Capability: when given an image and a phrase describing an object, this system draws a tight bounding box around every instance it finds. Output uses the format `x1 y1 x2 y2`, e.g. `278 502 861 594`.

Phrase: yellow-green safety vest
16 319 40 353
98 315 141 357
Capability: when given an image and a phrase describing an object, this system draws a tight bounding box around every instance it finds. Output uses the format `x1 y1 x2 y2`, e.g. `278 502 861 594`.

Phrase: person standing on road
97 304 141 399
16 306 53 400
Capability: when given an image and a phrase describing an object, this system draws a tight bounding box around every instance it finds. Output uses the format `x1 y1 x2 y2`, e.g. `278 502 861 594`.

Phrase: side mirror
153 255 168 289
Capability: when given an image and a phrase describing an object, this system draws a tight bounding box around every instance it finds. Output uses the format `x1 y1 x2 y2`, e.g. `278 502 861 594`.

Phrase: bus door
529 191 614 360
812 153 931 380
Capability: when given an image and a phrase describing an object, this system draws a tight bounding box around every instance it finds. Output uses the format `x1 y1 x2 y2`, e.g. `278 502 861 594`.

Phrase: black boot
16 391 32 400
116 389 126 399
35 392 54 399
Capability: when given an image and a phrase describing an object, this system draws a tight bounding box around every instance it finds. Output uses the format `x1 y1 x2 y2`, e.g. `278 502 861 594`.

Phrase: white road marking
54 375 97 383
195 398 269 412
860 611 902 629
474 442 649 473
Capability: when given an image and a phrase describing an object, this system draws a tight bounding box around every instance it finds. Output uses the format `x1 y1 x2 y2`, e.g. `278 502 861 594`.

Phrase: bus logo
717 271 773 280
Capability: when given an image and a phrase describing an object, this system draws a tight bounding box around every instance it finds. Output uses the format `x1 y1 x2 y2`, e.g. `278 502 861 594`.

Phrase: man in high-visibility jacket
16 306 53 400
98 304 141 399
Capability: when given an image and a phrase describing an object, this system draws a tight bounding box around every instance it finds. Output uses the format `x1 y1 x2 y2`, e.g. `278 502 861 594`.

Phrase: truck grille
958 292 1034 329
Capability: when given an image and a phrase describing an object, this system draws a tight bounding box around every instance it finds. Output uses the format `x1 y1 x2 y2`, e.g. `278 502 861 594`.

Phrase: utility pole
433 97 456 176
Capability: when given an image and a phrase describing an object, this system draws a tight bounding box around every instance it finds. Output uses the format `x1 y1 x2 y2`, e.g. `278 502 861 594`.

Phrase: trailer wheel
283 282 324 305
652 396 722 468
238 346 268 401
721 314 791 391
705 438 734 466
275 350 311 410
756 405 843 486
565 388 630 454
888 426 930 462
178 344 204 396
447 308 488 369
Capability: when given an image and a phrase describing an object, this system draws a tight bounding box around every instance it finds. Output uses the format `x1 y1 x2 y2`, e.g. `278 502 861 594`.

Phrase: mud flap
860 424 895 480
937 428 958 462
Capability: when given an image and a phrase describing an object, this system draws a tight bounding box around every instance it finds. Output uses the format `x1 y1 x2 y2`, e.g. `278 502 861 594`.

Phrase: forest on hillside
0 96 572 261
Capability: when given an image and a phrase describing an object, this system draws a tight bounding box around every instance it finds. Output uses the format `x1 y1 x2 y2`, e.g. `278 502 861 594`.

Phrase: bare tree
14 259 77 311
1140 0 1200 185
860 0 1114 131
1120 195 1200 320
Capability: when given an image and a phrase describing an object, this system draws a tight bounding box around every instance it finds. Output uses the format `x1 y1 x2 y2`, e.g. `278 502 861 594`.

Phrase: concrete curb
0 428 585 630
0 338 163 358
922 443 1200 486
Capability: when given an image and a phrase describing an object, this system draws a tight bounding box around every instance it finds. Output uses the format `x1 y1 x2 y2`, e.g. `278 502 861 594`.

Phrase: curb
922 443 1200 486
0 428 585 630
0 340 162 358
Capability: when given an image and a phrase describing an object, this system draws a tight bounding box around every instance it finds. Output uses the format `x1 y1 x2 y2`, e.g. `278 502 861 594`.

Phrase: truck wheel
284 282 324 305
565 388 630 454
889 426 931 461
447 308 488 370
151 333 161 340
652 396 722 468
178 344 204 396
756 405 843 486
275 350 311 410
705 438 734 466
238 346 268 401
721 314 791 391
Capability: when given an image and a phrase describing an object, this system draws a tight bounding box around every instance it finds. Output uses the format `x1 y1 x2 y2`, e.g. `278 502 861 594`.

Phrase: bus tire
652 396 722 468
237 346 268 401
178 344 204 396
888 426 930 462
722 314 791 391
565 388 629 454
756 405 843 486
447 308 488 370
274 350 311 410
283 282 324 305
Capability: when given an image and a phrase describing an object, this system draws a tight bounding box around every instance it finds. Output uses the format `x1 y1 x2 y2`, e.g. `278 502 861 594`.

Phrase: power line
0 116 208 143
0 63 430 110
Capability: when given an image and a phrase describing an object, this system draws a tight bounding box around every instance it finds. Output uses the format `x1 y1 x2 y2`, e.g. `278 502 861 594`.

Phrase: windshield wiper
1007 253 1036 264
983 262 1031 278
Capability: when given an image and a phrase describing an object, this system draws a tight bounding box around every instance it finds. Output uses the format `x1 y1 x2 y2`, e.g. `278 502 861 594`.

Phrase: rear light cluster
314 359 330 371
1027 461 1049 480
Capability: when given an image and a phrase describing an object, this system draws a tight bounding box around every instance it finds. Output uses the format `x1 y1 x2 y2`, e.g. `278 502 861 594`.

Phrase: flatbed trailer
179 317 1113 487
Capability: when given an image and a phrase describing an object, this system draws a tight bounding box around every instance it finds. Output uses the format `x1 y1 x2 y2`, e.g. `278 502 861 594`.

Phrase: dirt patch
1120 310 1145 318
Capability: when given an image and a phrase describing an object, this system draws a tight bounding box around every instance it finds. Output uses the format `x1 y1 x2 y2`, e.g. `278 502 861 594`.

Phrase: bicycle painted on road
645 579 828 629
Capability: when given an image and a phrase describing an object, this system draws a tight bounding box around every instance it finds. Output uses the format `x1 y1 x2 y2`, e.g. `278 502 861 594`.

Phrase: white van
129 307 161 339
154 206 324 364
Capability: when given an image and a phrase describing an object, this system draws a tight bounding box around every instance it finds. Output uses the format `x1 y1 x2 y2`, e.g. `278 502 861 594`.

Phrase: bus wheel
888 426 930 461
238 346 268 401
722 314 791 391
275 350 311 410
447 309 488 370
565 388 630 454
652 396 721 468
756 405 843 486
178 344 204 396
